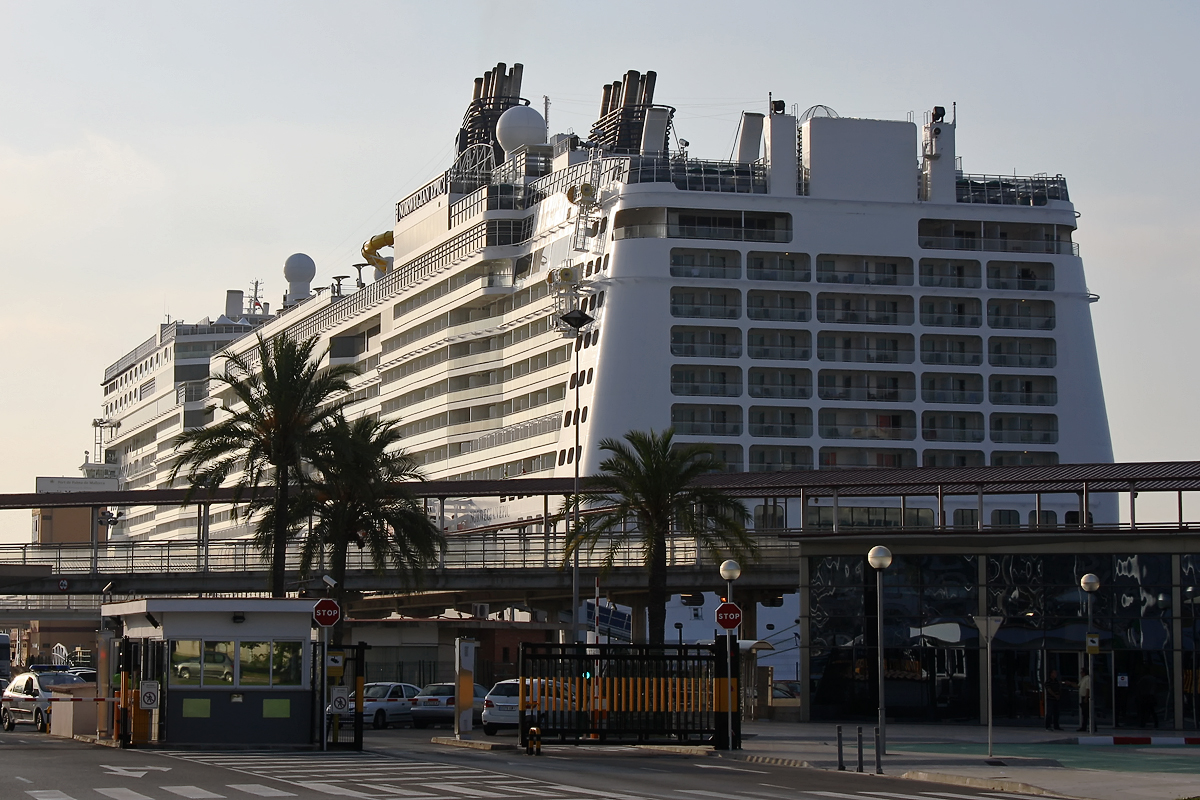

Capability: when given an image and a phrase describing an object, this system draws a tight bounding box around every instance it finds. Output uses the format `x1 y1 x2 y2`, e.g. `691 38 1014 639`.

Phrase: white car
358 682 421 729
481 679 522 735
410 682 486 729
1 671 88 732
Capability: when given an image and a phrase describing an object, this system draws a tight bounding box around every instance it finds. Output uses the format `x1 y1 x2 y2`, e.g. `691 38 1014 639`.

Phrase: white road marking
692 764 769 773
293 783 375 797
861 791 963 800
678 790 787 800
356 784 438 798
17 777 34 784
95 790 156 800
419 784 506 797
163 787 227 799
26 792 77 800
227 787 298 798
922 794 1000 800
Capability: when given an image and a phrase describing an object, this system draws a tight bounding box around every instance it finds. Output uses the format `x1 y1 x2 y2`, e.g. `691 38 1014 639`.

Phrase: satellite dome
496 105 546 154
283 253 316 282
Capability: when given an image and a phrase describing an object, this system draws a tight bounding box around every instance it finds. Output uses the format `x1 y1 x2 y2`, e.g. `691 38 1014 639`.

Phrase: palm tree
565 428 754 644
170 333 357 596
297 414 444 646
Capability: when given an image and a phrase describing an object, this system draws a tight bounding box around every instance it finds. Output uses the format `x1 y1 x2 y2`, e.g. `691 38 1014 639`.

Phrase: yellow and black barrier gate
518 642 738 747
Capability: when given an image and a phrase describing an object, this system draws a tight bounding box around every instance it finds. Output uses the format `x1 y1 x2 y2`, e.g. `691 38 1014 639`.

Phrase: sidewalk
723 720 1200 800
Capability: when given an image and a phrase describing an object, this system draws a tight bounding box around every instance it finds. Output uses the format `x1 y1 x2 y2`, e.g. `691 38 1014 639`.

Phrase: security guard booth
102 598 317 745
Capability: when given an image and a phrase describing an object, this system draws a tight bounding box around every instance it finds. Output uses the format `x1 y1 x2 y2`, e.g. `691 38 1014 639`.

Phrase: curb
714 752 814 769
1076 735 1200 746
900 769 1090 800
430 736 517 751
635 745 712 756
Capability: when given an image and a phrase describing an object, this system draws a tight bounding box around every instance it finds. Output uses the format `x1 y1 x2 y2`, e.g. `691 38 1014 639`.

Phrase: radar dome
283 253 317 282
496 105 546 154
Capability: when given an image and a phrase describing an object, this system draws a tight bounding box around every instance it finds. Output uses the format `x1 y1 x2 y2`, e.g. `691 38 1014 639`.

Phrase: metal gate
518 643 735 746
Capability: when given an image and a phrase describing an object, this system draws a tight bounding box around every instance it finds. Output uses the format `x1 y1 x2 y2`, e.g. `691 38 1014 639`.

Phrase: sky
0 0 1197 541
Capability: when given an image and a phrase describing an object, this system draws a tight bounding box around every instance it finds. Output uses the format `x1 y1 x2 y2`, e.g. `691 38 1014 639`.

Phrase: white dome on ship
496 105 546 153
283 253 316 282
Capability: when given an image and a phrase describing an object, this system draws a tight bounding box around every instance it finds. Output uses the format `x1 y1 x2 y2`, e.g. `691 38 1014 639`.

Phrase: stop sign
313 598 341 627
715 601 742 630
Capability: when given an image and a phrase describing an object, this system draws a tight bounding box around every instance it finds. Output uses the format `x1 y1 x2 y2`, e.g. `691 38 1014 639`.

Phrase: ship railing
955 173 1069 206
919 236 1080 256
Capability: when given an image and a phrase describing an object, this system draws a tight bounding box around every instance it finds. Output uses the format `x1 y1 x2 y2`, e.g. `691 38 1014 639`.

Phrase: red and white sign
715 602 742 630
313 598 341 627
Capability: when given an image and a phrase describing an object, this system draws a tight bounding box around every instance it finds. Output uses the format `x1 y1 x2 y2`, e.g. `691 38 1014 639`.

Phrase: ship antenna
543 95 551 140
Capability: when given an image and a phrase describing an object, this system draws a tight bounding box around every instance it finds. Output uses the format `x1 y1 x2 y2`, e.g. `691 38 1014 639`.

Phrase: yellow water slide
361 230 394 272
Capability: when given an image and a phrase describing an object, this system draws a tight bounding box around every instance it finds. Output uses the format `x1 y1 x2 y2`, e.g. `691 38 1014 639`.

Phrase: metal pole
322 626 329 751
987 635 994 757
874 726 882 774
1088 592 1095 734
836 724 844 770
727 577 734 752
856 725 863 772
572 340 581 643
877 567 886 755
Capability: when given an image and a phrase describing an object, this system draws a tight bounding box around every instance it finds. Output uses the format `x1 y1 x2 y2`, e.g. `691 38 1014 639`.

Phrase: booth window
272 642 303 686
203 641 235 684
171 639 304 688
239 641 271 685
170 639 202 686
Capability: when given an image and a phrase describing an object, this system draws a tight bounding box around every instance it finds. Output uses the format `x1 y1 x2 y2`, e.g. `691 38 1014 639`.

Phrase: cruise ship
93 62 1113 539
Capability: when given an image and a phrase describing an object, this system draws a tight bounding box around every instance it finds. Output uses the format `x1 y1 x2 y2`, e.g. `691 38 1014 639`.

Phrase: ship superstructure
99 62 1113 537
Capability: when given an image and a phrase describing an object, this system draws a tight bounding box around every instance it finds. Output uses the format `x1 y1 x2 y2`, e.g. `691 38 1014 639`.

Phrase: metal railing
922 427 986 443
920 313 982 328
671 344 742 359
956 173 1069 206
672 422 743 436
747 384 811 400
670 382 743 398
990 391 1057 406
670 304 741 319
989 353 1056 369
987 313 1056 331
747 306 809 322
625 156 768 194
919 274 982 289
922 390 984 404
818 388 916 403
919 237 1080 256
615 224 791 244
816 309 915 326
748 346 811 361
818 425 917 441
748 423 813 438
816 272 912 287
818 347 914 365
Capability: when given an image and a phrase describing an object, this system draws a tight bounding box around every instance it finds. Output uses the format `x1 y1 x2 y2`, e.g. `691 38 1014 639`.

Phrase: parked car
2 671 87 732
325 682 422 729
410 682 486 729
175 650 233 682
67 668 98 683
481 679 522 735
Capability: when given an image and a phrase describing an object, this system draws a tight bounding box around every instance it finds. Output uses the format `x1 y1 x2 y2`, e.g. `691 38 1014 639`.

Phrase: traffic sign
313 598 341 627
330 686 349 715
326 651 345 678
57 578 69 593
715 602 742 630
1086 633 1100 655
139 680 160 710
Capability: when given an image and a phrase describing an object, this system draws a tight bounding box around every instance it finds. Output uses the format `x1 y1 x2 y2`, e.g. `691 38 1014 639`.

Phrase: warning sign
140 680 160 710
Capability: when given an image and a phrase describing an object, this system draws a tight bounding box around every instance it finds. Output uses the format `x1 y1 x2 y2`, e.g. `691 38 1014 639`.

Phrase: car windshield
490 683 520 697
38 673 85 686
417 685 454 696
363 685 391 699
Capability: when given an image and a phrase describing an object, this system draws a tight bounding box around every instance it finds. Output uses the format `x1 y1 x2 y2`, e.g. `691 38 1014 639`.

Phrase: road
0 728 1047 800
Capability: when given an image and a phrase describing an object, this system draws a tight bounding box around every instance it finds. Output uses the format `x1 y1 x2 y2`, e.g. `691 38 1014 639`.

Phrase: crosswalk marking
293 783 377 797
860 792 960 800
358 784 439 798
95 791 156 800
27 792 76 800
226 787 297 798
163 787 227 799
419 784 508 798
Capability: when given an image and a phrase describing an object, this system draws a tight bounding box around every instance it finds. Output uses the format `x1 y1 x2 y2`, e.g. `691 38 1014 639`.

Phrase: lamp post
1081 573 1100 735
560 306 594 644
868 545 892 755
720 559 741 751
675 621 684 647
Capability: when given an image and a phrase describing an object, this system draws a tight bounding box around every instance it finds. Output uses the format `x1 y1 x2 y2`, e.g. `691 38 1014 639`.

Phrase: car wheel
373 710 387 730
413 718 428 729
179 668 190 680
34 709 47 733
1 709 14 731
483 724 497 736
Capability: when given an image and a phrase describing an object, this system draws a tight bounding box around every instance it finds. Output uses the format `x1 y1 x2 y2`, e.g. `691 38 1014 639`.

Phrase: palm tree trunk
646 533 668 644
271 471 288 597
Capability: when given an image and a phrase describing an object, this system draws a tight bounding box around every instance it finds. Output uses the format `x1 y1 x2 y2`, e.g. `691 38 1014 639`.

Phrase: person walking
1044 669 1063 731
1076 667 1091 732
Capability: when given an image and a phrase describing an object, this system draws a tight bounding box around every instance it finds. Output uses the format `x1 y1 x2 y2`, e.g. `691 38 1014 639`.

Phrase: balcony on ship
955 173 1069 206
818 409 917 441
988 336 1057 368
988 260 1055 291
922 449 986 468
747 290 810 322
670 365 743 397
671 403 743 436
920 334 983 366
816 293 914 326
989 374 1058 406
749 445 813 472
921 372 984 404
748 406 813 438
922 411 986 443
747 367 812 399
670 287 741 319
920 296 983 328
987 299 1056 331
817 370 916 403
817 333 915 364
671 326 741 358
819 446 917 469
919 258 982 288
990 412 1059 444
918 219 1079 256
669 248 741 280
748 328 811 361
747 251 810 282
816 255 913 286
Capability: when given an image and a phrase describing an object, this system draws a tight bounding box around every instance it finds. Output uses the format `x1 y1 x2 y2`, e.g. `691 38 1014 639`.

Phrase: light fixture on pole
1081 573 1100 735
719 558 741 751
560 306 594 645
674 621 684 647
867 545 892 755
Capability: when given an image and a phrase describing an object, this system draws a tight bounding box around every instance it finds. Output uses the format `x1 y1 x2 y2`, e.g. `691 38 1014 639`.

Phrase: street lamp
675 621 684 647
560 306 594 644
868 545 892 755
719 559 741 751
1081 573 1100 734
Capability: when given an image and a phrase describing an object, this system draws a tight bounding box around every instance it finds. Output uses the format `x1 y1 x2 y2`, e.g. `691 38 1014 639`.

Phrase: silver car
1 671 87 732
410 682 486 729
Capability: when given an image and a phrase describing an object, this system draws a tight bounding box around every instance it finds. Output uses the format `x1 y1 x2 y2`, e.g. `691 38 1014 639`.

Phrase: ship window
587 369 594 384
566 448 574 464
580 407 588 424
558 450 567 466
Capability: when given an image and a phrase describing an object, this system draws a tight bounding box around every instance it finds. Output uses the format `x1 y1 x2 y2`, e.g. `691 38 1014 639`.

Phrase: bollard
874 726 883 774
526 726 542 756
836 725 845 771
856 726 864 773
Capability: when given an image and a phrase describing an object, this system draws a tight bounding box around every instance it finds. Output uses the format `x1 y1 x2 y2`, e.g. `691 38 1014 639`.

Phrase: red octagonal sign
313 598 342 627
714 601 742 630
